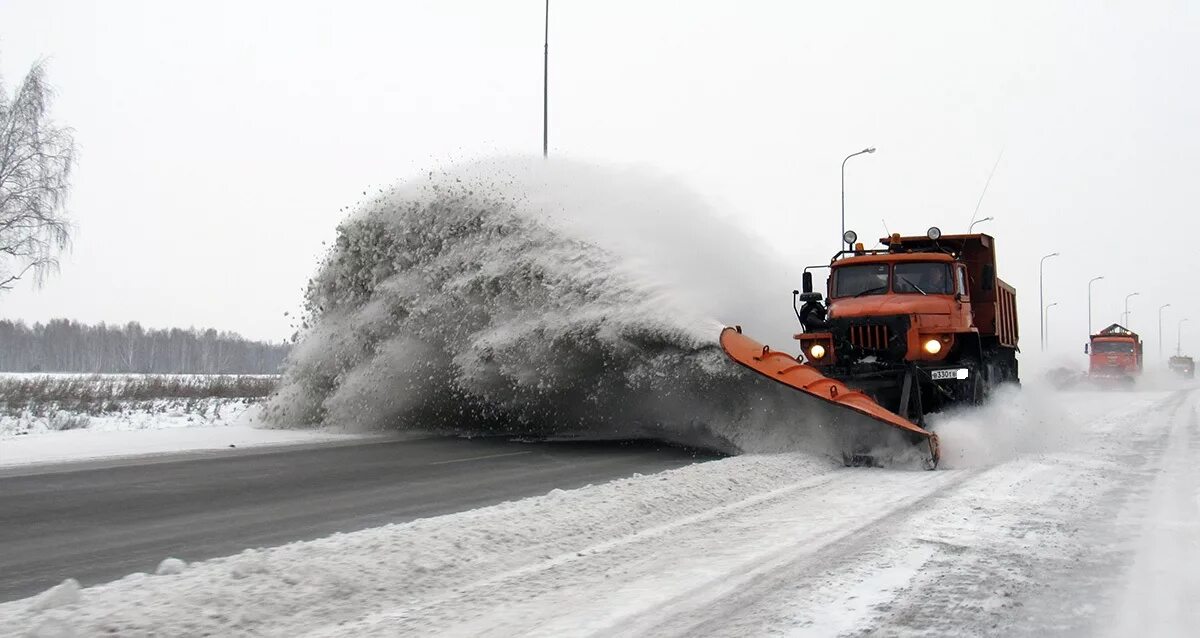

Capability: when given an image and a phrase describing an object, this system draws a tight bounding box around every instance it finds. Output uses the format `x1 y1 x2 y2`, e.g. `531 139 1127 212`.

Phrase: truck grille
848 324 889 351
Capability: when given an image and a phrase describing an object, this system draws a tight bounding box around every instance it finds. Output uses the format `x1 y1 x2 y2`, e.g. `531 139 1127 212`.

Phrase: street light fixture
1045 302 1059 349
1039 252 1060 351
841 147 876 248
1088 276 1104 335
1123 292 1140 327
1159 303 1172 362
968 216 994 233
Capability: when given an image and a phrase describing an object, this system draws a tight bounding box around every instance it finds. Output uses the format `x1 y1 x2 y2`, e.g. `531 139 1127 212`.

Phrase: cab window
956 267 968 296
832 264 889 298
1092 341 1135 354
893 262 953 295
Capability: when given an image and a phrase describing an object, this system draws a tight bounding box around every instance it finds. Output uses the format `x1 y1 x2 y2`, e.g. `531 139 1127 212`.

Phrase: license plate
931 369 962 380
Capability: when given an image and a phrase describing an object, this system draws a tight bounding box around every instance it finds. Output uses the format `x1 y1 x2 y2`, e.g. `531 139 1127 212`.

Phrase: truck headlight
923 339 942 355
809 344 827 359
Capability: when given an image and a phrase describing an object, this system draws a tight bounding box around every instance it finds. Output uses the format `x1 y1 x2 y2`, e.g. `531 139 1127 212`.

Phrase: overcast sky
1 0 1198 363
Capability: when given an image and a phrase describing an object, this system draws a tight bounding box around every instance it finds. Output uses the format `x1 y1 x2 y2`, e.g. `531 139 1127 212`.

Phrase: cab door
955 265 973 330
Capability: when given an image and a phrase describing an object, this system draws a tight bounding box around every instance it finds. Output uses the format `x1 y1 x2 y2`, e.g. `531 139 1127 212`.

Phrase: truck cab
1087 324 1142 381
1168 355 1195 379
795 228 1019 420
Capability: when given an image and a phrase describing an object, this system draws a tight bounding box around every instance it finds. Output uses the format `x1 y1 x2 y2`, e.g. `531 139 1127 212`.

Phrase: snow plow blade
720 326 940 468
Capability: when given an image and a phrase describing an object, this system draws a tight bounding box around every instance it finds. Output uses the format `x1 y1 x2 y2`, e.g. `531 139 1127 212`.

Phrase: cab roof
1092 323 1139 339
832 252 956 266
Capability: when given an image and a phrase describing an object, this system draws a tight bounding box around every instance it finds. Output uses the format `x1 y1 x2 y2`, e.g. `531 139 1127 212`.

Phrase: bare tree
0 60 74 290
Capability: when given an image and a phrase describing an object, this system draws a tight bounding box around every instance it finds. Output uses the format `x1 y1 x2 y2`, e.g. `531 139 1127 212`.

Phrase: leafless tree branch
0 59 75 291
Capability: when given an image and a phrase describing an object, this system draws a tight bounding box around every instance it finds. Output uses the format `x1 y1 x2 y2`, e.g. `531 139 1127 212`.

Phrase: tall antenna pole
543 0 549 157
968 149 1004 230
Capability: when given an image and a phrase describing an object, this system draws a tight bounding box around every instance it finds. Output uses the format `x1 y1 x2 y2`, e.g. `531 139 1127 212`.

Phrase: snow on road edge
0 452 838 636
0 414 366 468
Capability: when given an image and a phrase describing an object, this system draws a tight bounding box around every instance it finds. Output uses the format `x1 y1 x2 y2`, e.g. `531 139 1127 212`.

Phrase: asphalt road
0 435 716 602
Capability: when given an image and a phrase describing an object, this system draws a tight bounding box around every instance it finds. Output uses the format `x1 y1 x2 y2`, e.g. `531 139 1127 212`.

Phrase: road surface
4 386 1197 637
0 435 715 601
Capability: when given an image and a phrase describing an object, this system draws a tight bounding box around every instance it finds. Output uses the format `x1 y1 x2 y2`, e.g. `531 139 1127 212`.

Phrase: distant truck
1086 324 1143 382
1168 355 1195 379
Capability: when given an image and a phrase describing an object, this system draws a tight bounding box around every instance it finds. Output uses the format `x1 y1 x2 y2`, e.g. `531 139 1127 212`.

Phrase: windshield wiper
898 277 927 295
853 285 887 298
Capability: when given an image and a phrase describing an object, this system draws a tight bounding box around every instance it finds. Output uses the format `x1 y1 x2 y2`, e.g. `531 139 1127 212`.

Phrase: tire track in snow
846 388 1195 638
1103 389 1200 636
650 454 1121 637
310 391 1197 637
506 391 1198 638
323 468 973 637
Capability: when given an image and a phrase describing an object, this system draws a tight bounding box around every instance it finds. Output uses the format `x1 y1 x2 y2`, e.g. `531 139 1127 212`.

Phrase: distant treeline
0 319 290 374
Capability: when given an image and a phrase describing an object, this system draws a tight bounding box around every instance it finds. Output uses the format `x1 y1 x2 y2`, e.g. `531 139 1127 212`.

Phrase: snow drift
264 157 842 454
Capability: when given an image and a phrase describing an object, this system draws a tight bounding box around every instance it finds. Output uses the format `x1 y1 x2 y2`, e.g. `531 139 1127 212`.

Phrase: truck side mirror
1084 343 1089 354
802 271 813 294
981 264 995 291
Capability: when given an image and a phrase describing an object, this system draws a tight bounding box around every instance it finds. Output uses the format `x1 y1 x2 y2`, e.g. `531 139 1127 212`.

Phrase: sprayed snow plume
265 157 839 455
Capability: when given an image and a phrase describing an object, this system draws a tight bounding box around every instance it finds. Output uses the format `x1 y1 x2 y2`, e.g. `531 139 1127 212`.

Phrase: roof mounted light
843 230 858 245
927 226 942 240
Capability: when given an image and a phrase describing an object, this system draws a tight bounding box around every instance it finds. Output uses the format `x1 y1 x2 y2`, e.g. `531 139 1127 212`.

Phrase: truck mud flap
720 326 939 468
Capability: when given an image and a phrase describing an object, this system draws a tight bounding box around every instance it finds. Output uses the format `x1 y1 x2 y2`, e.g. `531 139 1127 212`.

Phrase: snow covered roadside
0 397 258 437
0 373 277 437
0 373 368 468
0 420 364 468
0 452 838 636
0 388 1190 637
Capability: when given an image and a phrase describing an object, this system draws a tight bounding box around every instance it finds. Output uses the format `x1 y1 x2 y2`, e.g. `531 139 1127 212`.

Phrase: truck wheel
970 369 986 404
962 359 986 404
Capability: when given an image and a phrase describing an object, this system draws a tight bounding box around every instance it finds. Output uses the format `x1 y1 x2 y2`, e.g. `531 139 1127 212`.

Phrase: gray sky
1 0 1197 363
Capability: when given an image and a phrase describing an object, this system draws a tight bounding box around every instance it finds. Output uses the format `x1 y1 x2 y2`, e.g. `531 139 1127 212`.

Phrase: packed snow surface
264 158 854 455
5 387 1198 636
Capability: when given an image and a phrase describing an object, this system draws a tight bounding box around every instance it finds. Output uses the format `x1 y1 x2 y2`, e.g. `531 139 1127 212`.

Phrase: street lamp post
1123 292 1140 327
841 147 876 247
1088 276 1104 335
1045 302 1059 349
1159 303 1172 362
1039 252 1060 351
1179 318 1189 357
968 216 994 233
542 0 549 157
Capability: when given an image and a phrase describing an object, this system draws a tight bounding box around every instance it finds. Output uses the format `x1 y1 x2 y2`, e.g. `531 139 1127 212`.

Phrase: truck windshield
893 263 953 295
833 264 889 297
1093 341 1135 354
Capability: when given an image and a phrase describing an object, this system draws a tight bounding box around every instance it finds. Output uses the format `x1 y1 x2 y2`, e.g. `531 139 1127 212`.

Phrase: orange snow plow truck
1086 324 1142 382
721 228 1020 468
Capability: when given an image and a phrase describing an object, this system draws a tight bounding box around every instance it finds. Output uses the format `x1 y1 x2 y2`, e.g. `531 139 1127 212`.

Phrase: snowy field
0 373 369 467
0 397 258 438
2 386 1197 636
0 373 278 437
0 420 365 468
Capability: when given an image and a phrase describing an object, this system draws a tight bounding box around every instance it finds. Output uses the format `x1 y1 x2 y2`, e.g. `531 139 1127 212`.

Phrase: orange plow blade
720 326 940 468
